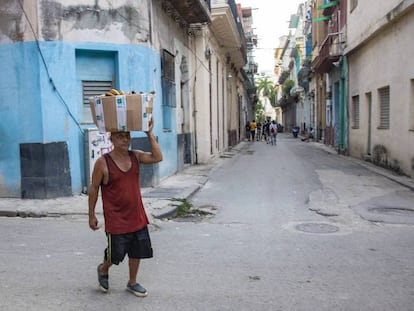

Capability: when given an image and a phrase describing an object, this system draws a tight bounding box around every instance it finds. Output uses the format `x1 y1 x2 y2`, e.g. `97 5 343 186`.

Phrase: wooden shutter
352 95 360 129
379 86 390 129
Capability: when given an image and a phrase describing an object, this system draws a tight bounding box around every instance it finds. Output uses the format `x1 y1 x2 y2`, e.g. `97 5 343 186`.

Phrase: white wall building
345 0 414 177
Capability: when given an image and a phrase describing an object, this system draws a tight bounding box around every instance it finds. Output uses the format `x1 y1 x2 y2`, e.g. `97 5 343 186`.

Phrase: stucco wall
0 0 192 196
347 0 414 52
0 41 163 196
348 9 414 176
0 0 245 196
0 43 42 196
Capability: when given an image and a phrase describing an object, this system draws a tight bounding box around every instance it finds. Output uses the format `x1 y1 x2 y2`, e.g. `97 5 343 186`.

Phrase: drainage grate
295 222 339 234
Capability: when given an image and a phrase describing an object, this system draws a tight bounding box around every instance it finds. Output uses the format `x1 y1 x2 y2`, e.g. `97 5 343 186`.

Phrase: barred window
352 95 360 129
82 81 113 105
82 80 113 123
161 49 176 130
378 86 390 129
410 79 414 130
162 49 175 83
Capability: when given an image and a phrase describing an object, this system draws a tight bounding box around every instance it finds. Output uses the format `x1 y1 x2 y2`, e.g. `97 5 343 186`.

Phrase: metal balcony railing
165 0 211 25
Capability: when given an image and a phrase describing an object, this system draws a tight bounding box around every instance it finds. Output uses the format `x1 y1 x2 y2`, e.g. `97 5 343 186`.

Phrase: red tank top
101 152 149 234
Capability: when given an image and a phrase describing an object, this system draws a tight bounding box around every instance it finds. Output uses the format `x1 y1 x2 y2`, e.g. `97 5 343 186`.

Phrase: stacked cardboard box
89 93 154 133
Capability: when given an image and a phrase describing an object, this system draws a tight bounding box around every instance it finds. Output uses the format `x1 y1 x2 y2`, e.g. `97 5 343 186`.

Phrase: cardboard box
90 93 153 133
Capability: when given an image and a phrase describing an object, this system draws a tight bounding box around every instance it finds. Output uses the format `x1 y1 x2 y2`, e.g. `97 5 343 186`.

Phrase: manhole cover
295 222 339 234
368 207 414 216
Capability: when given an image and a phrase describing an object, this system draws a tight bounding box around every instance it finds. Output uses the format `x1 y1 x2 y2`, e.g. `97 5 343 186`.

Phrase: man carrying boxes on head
88 91 162 297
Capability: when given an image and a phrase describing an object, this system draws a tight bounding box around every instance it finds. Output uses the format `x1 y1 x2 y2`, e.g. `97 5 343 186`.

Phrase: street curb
0 211 18 217
311 141 414 191
151 184 202 220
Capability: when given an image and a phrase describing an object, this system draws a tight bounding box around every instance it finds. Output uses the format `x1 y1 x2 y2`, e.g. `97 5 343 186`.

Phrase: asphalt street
0 133 413 311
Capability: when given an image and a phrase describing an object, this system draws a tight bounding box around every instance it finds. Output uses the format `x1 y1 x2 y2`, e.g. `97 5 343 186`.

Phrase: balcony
298 58 311 92
245 32 258 50
319 0 339 17
163 0 211 25
278 70 290 85
210 0 246 68
312 32 342 73
244 61 257 75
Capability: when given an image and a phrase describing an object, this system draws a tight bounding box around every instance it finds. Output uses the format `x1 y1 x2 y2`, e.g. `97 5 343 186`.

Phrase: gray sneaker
126 283 148 297
97 264 109 293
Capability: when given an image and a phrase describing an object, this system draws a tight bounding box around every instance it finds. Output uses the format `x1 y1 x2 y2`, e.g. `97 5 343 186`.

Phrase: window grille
161 49 176 130
82 81 113 105
410 79 414 130
378 86 390 129
82 80 113 123
162 49 175 83
352 95 360 129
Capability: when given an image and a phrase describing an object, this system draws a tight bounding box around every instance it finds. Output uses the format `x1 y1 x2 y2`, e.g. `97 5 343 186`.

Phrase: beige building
345 0 414 177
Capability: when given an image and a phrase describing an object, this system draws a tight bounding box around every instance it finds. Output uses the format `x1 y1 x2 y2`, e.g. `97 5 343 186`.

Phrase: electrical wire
17 0 84 135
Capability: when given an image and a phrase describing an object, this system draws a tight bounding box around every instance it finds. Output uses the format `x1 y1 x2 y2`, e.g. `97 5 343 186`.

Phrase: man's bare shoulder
94 155 108 169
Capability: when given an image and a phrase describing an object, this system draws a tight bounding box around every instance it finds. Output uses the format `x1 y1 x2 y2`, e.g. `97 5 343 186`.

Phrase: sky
238 0 305 74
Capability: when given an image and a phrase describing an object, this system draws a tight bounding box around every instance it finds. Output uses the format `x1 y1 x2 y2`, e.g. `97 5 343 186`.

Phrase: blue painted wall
0 41 177 197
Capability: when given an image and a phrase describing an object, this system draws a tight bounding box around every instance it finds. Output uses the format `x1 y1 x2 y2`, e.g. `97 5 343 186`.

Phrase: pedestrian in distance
245 121 251 141
301 127 314 142
269 120 278 146
249 119 257 142
256 121 262 141
88 117 163 297
263 120 270 144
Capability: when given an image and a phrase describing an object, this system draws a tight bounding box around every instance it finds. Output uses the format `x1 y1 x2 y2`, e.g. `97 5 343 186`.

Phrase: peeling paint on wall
0 1 25 43
40 0 150 43
41 0 63 41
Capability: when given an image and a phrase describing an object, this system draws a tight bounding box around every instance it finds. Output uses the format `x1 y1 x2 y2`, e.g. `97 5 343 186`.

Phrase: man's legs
100 260 112 275
128 258 141 286
126 258 148 297
125 227 152 297
97 259 112 292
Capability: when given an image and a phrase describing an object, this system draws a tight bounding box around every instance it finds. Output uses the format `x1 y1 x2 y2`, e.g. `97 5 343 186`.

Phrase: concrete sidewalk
0 143 244 222
0 138 413 221
308 141 414 192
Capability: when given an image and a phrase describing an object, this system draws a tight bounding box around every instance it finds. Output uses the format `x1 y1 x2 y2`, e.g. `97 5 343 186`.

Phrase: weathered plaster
40 0 150 42
0 0 25 43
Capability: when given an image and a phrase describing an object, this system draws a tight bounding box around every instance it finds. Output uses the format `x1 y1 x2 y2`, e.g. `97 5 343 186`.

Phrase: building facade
270 0 413 178
345 0 414 177
311 0 347 150
0 0 254 198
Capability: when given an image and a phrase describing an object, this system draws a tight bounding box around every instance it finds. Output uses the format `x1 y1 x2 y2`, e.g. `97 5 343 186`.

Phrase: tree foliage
282 79 295 96
256 77 278 107
254 100 265 123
